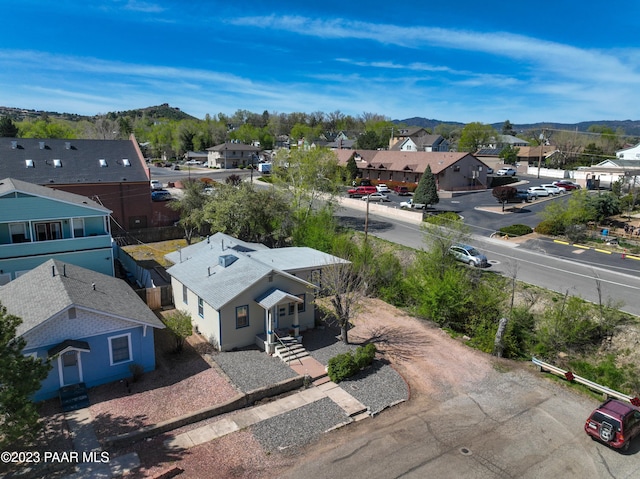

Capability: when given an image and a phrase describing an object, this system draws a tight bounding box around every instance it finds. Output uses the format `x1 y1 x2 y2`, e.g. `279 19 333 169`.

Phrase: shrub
535 219 565 236
327 352 358 382
424 211 461 225
354 343 377 369
327 344 377 382
498 224 533 237
129 363 144 382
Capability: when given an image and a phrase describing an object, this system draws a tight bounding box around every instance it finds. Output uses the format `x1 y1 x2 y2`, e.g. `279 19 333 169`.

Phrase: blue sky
1 1 639 124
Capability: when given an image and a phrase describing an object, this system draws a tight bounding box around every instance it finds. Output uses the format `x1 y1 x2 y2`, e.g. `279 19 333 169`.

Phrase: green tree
18 119 76 139
346 155 359 183
356 130 382 149
271 147 342 221
0 305 51 448
162 310 192 353
203 184 293 247
413 165 439 207
168 180 210 244
458 122 496 152
0 116 19 137
499 145 520 165
501 120 515 136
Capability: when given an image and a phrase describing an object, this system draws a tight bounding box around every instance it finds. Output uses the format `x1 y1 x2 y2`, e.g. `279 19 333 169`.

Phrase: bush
327 352 358 382
327 344 377 382
424 211 461 225
535 219 565 236
354 343 377 369
129 363 144 382
498 224 533 237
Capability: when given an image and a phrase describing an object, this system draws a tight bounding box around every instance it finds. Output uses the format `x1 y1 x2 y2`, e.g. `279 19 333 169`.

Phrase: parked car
505 190 535 203
400 198 426 209
496 167 517 176
540 184 563 195
150 180 162 191
584 399 640 451
553 180 581 191
448 244 488 268
348 186 377 198
527 186 550 197
394 185 411 196
376 183 391 193
185 160 202 166
171 164 180 170
151 190 172 202
486 167 494 174
362 192 390 202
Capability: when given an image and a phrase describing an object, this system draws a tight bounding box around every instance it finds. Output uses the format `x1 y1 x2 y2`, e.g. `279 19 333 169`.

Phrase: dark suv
584 399 640 451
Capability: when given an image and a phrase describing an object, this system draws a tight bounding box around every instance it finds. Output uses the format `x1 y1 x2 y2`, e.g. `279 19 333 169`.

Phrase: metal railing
532 357 639 405
273 332 304 366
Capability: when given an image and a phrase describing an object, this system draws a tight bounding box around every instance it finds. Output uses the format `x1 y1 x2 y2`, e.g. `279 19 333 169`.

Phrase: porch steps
59 383 90 412
274 337 310 363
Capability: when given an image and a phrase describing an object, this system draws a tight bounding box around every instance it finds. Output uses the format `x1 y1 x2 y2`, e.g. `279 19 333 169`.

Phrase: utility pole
364 194 370 244
537 130 545 179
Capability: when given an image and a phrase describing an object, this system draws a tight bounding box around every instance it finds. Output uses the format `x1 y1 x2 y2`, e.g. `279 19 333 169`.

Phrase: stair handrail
273 331 304 366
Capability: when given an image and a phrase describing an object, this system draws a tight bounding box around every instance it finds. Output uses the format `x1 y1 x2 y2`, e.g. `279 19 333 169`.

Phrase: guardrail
532 357 640 406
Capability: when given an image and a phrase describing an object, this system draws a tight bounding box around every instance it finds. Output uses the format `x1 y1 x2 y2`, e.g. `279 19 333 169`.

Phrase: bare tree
319 261 365 344
494 260 518 357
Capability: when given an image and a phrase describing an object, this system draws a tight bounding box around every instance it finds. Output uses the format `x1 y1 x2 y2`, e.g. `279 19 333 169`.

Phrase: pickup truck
394 186 410 196
400 198 426 209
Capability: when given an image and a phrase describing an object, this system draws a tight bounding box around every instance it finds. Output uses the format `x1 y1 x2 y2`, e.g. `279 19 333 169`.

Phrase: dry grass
122 239 190 267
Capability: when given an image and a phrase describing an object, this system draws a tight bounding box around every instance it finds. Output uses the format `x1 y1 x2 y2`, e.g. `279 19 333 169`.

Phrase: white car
541 184 563 195
527 186 550 197
185 160 202 166
361 192 390 202
496 167 517 176
150 180 162 190
400 198 426 209
376 184 391 193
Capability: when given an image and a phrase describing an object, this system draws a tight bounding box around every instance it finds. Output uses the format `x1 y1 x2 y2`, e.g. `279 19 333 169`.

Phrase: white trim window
183 284 188 304
108 333 132 365
198 297 204 318
72 218 85 238
236 305 249 329
9 222 27 243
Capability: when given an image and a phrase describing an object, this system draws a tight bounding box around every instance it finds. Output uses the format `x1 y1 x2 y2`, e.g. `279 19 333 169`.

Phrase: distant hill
0 103 198 122
394 117 640 137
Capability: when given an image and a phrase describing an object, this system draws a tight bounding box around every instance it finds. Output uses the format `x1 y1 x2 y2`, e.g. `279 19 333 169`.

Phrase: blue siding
0 196 107 222
29 326 156 402
0 247 114 278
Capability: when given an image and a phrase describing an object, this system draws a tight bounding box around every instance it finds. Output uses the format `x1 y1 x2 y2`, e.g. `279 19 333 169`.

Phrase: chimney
92 283 96 290
65 141 71 150
39 141 45 150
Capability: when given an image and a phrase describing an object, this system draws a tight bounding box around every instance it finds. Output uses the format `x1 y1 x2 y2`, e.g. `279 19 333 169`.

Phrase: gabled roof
165 233 347 311
0 259 164 337
0 177 111 214
207 142 260 152
515 145 557 159
594 159 640 168
0 136 149 186
335 150 480 174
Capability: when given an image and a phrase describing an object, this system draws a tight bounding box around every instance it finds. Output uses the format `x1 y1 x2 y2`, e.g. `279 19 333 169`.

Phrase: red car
584 399 640 451
552 180 581 191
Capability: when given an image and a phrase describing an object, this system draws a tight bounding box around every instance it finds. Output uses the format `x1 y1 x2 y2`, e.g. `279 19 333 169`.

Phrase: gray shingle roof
165 233 345 311
0 177 111 213
0 259 164 337
0 137 149 186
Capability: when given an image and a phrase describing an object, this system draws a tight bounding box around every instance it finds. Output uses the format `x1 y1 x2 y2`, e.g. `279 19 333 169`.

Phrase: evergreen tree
0 305 51 448
346 155 358 182
414 164 439 207
0 116 19 137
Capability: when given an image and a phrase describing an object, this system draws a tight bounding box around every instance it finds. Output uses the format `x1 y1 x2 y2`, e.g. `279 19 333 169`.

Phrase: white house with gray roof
165 233 348 352
0 259 164 402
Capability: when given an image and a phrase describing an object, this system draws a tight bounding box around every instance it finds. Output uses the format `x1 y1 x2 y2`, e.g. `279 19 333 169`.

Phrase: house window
279 306 286 317
108 333 131 365
297 293 306 313
182 284 188 304
198 297 204 318
288 303 295 315
310 269 321 287
72 218 85 238
62 351 77 367
236 305 249 328
34 222 62 241
9 223 27 243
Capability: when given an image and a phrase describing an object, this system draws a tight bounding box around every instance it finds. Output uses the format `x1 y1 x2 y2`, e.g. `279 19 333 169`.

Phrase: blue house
0 259 165 402
0 177 114 285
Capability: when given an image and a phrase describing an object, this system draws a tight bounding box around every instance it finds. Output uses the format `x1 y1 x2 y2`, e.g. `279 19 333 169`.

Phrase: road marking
554 240 570 245
572 244 590 249
594 248 612 254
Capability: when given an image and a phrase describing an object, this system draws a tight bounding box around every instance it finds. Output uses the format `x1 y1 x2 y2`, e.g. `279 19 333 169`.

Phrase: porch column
267 307 275 354
293 307 300 338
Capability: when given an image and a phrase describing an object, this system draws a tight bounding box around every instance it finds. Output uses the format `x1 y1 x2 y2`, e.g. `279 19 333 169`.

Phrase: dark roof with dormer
0 135 149 186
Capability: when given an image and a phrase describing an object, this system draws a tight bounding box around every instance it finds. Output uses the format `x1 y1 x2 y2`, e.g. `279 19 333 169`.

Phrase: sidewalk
64 409 139 479
165 356 368 451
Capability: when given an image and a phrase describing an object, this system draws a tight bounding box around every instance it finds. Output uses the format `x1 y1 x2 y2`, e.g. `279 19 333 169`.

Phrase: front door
61 351 81 386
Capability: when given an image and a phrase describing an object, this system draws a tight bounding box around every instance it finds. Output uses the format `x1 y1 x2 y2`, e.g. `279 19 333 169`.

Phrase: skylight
25 159 34 168
99 159 108 167
122 158 131 166
53 159 62 168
